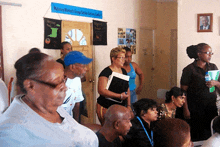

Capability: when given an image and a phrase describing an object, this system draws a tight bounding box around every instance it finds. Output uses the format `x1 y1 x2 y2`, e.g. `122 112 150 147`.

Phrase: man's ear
113 120 120 130
60 49 64 54
23 79 35 94
69 64 75 72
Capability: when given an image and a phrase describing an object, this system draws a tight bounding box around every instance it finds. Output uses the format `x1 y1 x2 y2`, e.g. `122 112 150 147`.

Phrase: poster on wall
93 20 107 45
118 28 136 54
44 18 61 49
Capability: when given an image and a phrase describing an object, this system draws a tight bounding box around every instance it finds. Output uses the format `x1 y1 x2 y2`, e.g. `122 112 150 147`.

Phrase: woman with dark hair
154 118 193 147
123 98 158 147
181 43 220 141
28 47 41 54
123 47 144 104
158 86 186 120
56 41 72 68
0 53 98 146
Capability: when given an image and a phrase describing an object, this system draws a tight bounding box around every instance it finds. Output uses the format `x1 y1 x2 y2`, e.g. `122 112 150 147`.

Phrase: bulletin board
118 28 136 54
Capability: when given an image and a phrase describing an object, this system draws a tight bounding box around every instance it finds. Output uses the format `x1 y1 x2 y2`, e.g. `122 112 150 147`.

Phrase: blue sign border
51 2 102 19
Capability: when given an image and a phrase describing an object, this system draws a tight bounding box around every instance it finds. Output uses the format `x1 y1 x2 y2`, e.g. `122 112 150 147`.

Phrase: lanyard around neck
136 116 154 147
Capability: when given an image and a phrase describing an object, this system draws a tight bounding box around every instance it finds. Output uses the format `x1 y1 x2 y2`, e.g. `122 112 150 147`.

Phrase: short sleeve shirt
61 77 84 116
97 67 128 108
96 131 122 147
180 61 219 105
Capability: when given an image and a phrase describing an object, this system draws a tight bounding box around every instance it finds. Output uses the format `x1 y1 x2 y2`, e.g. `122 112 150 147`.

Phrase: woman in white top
0 53 98 147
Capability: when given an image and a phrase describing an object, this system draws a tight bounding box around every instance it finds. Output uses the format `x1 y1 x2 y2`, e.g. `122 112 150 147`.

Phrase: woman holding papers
96 47 131 125
123 47 144 104
180 43 220 141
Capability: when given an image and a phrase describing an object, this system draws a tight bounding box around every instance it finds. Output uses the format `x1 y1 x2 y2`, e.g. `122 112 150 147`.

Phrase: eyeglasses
30 78 66 89
116 57 125 60
200 52 214 55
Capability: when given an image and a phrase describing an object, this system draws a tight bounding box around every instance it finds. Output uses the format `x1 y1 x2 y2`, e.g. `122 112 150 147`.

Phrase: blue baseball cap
64 51 92 66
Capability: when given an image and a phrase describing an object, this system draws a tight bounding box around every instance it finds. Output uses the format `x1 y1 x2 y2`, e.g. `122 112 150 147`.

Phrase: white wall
2 0 142 88
178 0 220 86
3 0 159 123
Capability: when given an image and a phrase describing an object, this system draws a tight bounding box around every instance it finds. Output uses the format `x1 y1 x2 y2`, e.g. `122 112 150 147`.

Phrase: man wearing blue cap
62 51 92 121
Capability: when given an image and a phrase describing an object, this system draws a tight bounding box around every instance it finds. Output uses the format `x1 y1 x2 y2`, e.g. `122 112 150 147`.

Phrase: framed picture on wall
197 13 213 32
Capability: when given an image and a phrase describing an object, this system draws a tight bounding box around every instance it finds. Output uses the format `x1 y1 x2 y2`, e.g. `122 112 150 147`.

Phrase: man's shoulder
96 131 121 147
66 77 81 87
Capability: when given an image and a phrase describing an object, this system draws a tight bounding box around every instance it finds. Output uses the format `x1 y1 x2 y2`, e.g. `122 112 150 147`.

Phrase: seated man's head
104 105 132 136
154 118 192 147
64 51 92 78
133 98 158 125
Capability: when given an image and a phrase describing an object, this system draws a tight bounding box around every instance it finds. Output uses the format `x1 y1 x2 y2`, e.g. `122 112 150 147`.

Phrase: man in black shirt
96 105 132 147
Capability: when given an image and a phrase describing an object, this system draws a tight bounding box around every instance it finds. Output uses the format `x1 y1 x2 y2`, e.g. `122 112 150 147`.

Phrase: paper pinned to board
208 70 220 92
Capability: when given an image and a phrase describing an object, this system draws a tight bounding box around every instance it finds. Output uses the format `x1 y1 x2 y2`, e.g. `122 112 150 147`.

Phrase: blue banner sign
51 2 102 19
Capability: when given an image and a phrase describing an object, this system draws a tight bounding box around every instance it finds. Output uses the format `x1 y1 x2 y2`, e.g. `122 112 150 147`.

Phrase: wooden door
169 29 177 88
62 21 94 123
138 28 177 104
138 28 157 102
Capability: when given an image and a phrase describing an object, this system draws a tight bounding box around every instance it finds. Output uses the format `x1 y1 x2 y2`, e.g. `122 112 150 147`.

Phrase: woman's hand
136 85 143 94
206 80 218 88
120 92 129 100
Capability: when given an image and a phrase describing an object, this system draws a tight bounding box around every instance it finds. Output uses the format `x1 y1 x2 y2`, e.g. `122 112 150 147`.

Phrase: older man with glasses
62 51 92 122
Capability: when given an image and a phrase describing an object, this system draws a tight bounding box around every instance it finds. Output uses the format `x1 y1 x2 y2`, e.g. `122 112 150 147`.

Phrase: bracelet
121 94 123 99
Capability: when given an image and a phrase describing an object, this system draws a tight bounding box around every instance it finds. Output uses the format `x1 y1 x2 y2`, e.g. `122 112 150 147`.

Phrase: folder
106 72 130 103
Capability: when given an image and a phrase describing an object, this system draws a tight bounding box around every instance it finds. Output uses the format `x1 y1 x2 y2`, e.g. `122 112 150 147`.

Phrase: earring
172 100 174 103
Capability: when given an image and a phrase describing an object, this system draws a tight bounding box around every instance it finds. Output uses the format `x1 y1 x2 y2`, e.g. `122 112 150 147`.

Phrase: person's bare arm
181 85 190 119
73 102 80 122
133 62 144 94
127 88 131 106
98 76 128 100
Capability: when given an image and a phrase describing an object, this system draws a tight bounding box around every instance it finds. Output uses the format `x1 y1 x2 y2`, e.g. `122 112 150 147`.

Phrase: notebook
105 72 130 103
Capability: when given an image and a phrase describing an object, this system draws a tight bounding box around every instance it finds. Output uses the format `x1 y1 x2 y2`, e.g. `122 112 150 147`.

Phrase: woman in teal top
123 47 144 104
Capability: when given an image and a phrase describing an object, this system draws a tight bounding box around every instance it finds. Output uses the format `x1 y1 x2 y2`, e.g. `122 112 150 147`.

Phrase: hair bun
186 45 197 59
